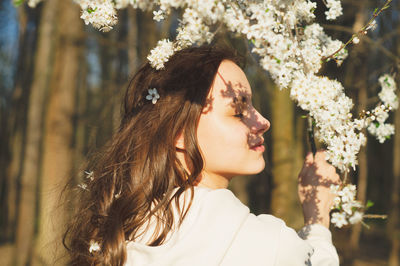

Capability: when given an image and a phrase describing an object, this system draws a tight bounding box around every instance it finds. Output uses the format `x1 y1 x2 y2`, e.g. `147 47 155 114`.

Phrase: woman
63 46 340 265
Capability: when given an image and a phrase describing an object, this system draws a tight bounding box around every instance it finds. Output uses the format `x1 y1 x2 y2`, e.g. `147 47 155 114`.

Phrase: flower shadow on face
202 71 268 147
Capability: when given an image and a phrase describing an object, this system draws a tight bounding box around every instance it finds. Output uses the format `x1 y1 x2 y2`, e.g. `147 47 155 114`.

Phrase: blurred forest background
0 0 399 265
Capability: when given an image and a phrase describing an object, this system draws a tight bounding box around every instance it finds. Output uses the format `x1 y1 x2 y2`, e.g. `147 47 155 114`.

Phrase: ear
175 131 185 150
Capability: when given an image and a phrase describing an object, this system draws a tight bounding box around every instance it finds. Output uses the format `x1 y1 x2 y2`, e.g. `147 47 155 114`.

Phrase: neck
196 171 230 189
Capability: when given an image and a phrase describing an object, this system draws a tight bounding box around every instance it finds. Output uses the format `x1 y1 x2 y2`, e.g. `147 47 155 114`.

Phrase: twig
322 24 400 63
321 0 393 62
343 171 348 184
363 214 388 219
307 116 317 156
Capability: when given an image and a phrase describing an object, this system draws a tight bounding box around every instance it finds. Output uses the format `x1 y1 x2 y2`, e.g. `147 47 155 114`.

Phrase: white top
125 187 339 266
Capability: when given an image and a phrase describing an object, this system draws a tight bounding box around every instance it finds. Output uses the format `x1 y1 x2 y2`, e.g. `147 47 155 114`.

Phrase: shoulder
220 210 314 266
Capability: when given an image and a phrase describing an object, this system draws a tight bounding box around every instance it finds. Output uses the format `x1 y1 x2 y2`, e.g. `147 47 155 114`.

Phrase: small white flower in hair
85 170 94 181
146 88 160 104
89 240 101 253
77 183 88 191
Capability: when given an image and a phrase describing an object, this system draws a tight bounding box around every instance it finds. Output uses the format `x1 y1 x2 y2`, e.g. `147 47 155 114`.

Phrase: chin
256 159 266 173
243 160 266 175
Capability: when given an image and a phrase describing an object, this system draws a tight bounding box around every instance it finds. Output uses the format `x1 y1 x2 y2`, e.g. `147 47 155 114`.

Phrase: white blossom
85 170 94 180
338 184 356 202
349 211 363 224
78 0 117 32
77 183 88 191
342 203 353 215
367 75 398 143
147 39 175 70
330 184 365 227
146 88 160 104
153 10 165 22
352 36 360 44
27 0 41 8
325 0 343 20
378 75 398 109
89 240 101 253
331 212 348 228
366 20 377 31
368 122 394 143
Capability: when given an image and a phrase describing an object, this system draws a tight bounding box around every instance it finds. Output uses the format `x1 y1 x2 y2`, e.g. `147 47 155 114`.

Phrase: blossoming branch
22 0 398 228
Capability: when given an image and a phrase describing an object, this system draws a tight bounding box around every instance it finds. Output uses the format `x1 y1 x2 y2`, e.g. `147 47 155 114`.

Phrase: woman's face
195 60 270 189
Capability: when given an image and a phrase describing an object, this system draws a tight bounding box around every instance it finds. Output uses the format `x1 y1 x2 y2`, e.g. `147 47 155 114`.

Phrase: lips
250 139 265 150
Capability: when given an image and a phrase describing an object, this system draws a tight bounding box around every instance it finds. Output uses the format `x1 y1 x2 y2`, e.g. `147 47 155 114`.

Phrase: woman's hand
298 150 341 228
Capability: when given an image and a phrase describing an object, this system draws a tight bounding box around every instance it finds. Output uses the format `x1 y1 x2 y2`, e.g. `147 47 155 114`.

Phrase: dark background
0 0 399 265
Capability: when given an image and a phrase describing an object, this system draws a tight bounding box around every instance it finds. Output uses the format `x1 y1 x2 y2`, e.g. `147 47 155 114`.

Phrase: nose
250 109 270 135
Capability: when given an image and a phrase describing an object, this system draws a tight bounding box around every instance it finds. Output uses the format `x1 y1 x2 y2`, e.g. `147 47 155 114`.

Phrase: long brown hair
63 46 243 265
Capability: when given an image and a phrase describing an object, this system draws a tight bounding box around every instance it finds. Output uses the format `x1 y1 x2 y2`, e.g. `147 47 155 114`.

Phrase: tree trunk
387 38 400 266
293 111 305 229
3 3 34 243
127 8 139 73
350 75 368 257
13 0 58 264
137 10 158 62
387 87 400 266
270 86 303 228
33 0 83 264
346 9 368 263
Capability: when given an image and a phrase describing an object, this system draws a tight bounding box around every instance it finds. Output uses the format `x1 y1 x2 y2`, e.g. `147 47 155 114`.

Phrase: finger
334 176 342 186
314 150 327 162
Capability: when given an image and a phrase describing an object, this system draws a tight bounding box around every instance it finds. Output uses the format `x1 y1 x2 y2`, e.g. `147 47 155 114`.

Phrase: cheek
197 115 248 155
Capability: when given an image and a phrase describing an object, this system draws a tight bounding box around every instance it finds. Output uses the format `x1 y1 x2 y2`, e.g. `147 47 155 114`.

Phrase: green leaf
366 200 374 208
373 8 378 14
275 58 281 64
374 121 380 128
265 8 270 12
301 115 307 118
385 135 391 140
87 7 98 14
384 77 391 87
13 0 24 6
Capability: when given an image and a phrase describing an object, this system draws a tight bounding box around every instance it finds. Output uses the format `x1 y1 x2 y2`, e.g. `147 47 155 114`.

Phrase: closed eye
234 113 244 118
